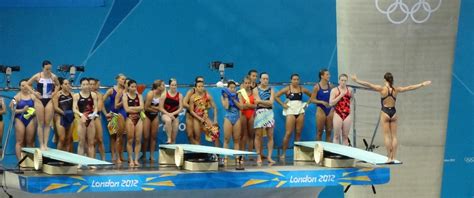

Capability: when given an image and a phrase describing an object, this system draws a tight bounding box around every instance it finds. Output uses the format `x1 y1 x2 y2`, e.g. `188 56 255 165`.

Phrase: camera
210 61 233 70
0 65 20 73
57 64 85 72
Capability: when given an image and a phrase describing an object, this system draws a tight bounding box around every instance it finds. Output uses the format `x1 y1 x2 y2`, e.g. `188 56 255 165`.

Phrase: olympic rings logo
375 0 442 24
465 157 474 163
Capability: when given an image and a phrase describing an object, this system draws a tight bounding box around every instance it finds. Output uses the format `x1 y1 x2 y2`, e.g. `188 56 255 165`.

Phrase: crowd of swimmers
1 60 431 166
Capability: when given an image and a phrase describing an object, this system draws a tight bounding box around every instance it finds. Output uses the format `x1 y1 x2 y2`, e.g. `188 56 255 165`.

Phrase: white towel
283 100 307 116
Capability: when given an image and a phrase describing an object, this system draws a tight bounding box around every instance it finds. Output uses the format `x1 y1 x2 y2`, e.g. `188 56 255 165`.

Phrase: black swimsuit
126 94 141 126
59 92 74 128
286 86 303 118
78 93 94 127
381 88 397 118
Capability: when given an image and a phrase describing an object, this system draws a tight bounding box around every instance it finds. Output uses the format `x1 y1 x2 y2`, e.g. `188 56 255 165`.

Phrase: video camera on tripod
210 61 233 84
57 64 85 84
0 65 21 89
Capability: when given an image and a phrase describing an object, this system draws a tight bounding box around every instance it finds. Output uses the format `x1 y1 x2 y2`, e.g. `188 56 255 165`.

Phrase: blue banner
441 0 474 197
0 0 105 7
18 167 389 194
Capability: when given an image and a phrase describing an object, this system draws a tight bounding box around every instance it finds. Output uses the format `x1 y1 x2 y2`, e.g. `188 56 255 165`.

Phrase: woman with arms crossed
122 79 144 167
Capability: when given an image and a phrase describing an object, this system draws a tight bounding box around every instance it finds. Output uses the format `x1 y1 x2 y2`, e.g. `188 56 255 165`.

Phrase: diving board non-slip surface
22 147 113 166
294 141 402 165
159 144 257 156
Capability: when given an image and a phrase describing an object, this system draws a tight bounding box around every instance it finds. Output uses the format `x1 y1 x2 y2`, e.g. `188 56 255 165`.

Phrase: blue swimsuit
222 88 240 125
15 98 35 126
110 87 127 119
316 83 332 116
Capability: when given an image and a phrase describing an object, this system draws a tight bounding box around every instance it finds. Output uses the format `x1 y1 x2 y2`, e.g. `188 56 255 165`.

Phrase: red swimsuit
241 93 255 120
335 87 351 121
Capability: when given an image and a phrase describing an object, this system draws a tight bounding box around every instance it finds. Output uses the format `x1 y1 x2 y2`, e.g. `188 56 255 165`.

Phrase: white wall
336 0 459 197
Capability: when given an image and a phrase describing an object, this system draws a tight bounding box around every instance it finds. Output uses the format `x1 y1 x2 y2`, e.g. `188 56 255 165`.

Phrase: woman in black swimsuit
122 79 144 167
52 78 74 151
142 80 164 162
27 60 60 150
73 78 99 158
159 78 183 144
274 74 312 160
351 73 431 162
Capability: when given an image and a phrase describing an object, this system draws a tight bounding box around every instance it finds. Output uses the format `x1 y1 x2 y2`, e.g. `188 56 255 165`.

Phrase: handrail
0 95 16 161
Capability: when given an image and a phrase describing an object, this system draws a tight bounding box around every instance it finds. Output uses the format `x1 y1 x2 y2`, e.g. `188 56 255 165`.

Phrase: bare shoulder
313 84 320 91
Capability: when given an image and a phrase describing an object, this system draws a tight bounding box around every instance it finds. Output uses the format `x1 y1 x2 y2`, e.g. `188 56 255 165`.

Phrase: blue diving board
160 144 257 156
294 141 402 165
22 148 113 166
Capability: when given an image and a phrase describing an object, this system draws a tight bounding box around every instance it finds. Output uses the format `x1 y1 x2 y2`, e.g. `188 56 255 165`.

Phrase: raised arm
397 81 431 93
351 74 383 92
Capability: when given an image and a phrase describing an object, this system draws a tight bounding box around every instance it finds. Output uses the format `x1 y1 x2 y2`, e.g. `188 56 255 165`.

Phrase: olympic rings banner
375 0 442 24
